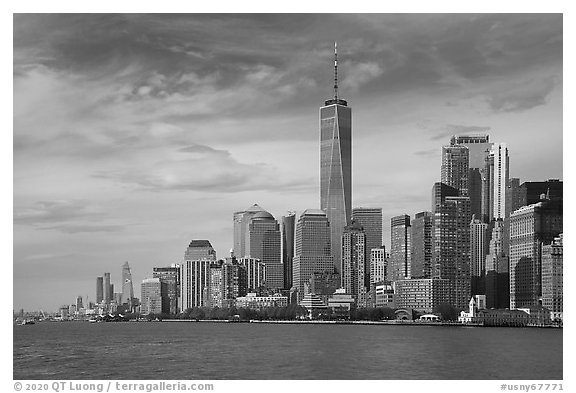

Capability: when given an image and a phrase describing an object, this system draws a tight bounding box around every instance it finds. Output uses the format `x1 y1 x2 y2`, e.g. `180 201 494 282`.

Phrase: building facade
541 234 563 321
411 211 433 279
390 214 411 281
180 240 217 310
141 278 162 315
485 219 510 309
281 212 296 290
247 210 282 290
121 261 134 309
341 220 367 306
441 145 469 197
292 209 334 302
153 265 180 315
394 279 450 313
470 217 489 295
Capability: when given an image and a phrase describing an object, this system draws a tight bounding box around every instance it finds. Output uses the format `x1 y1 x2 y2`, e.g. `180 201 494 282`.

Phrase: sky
13 14 563 312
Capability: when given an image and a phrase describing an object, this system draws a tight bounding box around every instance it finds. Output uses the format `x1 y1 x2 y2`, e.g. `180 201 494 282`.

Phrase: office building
485 219 509 309
341 220 367 306
390 215 411 281
103 272 111 304
432 182 459 213
433 193 472 310
520 179 563 206
153 265 180 315
292 209 334 302
121 261 134 309
450 134 492 219
281 212 296 290
370 248 387 285
374 282 395 308
232 203 265 258
470 217 489 295
180 240 217 310
411 211 433 279
239 257 266 294
141 278 162 315
320 43 352 275
247 209 282 290
352 207 382 284
509 199 562 309
507 178 523 213
96 276 103 304
394 278 450 313
441 145 469 197
541 234 563 321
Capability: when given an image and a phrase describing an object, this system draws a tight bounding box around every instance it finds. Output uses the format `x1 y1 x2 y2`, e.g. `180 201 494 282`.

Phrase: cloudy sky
13 14 562 311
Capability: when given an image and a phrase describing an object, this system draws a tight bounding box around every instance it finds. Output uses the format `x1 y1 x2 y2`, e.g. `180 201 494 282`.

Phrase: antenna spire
334 41 338 100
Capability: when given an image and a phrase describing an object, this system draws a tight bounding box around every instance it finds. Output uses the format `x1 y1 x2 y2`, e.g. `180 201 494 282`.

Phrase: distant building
473 307 551 327
309 271 340 303
221 257 248 307
104 272 111 304
485 219 510 309
390 214 411 281
411 211 433 279
507 178 523 213
247 209 282 290
239 257 266 294
509 199 562 309
153 265 180 315
470 217 489 295
121 261 135 310
441 144 469 197
458 295 487 323
327 288 356 318
96 276 103 304
352 207 382 285
141 278 162 315
180 240 217 310
232 203 265 258
541 234 563 321
281 212 296 290
520 179 563 207
292 209 334 302
370 248 387 285
299 293 328 318
341 220 367 306
394 278 450 313
235 293 288 309
374 282 395 308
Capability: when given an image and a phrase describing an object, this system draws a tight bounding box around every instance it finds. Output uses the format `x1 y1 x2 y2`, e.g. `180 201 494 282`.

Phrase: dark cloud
486 75 559 113
14 200 98 226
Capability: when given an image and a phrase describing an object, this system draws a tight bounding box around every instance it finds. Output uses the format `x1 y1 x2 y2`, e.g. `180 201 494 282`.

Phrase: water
13 321 562 380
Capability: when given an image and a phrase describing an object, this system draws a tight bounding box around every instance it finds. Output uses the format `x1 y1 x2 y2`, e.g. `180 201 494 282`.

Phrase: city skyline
13 14 563 311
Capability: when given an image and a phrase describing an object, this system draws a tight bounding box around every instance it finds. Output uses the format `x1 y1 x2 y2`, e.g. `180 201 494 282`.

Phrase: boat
21 320 35 325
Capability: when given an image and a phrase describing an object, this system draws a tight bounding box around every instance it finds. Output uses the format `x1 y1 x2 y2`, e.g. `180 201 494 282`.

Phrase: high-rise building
320 43 352 275
75 296 83 311
281 212 296 290
411 211 433 279
180 240 217 310
341 220 367 306
441 145 469 197
450 134 492 220
507 178 523 213
96 276 103 304
541 234 563 321
232 204 265 258
103 272 111 304
352 207 382 285
141 278 162 315
221 257 248 307
485 219 509 309
207 262 223 308
470 217 489 295
509 199 562 309
239 257 266 294
292 209 334 302
247 209 282 290
390 215 411 281
153 265 180 315
394 278 451 313
489 143 509 221
432 182 459 213
121 261 134 309
370 248 387 285
433 194 472 309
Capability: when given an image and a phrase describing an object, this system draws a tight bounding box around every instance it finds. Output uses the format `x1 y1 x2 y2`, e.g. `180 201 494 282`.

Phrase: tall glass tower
320 42 351 275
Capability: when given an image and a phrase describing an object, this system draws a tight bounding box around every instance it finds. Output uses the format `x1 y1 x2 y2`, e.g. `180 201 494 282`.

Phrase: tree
433 303 458 321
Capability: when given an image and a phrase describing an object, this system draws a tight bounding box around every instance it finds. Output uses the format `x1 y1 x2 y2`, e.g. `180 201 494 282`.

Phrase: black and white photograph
11 9 565 389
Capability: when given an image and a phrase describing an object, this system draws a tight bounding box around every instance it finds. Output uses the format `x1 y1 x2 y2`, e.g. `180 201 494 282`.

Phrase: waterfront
14 321 562 380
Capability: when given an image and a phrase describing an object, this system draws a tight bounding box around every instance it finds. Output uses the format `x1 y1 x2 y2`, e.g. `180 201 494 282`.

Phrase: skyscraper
239 257 266 294
541 234 563 321
121 261 134 309
441 145 469 197
103 272 111 304
320 43 352 275
292 209 334 302
390 215 411 281
153 265 180 315
96 276 103 304
411 211 433 279
352 207 382 285
509 199 562 309
370 248 387 285
470 217 489 295
485 219 509 309
450 134 492 220
490 143 509 221
247 209 282 290
341 220 367 306
281 212 296 290
141 278 162 315
180 240 217 310
520 179 563 206
232 203 265 258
